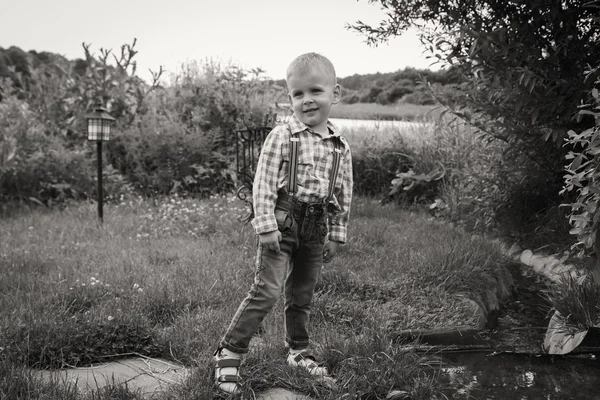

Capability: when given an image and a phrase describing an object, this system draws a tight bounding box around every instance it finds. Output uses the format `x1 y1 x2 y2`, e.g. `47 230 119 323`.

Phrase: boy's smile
287 66 341 135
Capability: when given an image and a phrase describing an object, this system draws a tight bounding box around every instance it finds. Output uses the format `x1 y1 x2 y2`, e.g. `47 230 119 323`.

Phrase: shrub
1 46 281 202
352 148 413 197
0 95 95 205
562 72 600 257
105 61 281 196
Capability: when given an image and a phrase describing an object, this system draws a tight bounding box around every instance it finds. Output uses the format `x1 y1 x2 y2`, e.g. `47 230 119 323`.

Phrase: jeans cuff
286 339 310 351
219 340 250 354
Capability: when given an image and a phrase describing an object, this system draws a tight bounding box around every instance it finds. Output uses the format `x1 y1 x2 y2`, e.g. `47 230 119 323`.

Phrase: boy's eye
312 89 322 93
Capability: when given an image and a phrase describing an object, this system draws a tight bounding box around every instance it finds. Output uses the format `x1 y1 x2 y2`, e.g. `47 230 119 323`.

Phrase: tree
349 0 600 173
349 0 600 233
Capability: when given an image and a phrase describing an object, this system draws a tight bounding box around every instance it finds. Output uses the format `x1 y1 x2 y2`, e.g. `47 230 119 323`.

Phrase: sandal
287 349 330 376
214 349 242 394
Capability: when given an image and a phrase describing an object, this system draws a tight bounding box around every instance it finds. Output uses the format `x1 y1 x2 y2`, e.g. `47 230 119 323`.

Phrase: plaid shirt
251 114 353 243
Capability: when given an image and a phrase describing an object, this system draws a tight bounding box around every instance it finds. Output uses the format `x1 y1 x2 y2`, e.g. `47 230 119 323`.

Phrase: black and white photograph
2 0 600 399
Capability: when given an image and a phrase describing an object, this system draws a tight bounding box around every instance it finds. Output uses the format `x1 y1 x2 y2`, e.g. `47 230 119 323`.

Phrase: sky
0 0 435 83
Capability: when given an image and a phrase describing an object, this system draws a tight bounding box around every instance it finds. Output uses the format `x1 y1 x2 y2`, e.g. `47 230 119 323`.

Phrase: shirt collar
288 113 340 138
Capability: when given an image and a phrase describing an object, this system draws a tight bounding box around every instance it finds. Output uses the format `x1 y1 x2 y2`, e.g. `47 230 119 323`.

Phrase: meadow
330 103 438 121
0 117 519 399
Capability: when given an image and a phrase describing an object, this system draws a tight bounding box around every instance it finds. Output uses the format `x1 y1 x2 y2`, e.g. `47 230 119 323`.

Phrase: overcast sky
0 0 435 82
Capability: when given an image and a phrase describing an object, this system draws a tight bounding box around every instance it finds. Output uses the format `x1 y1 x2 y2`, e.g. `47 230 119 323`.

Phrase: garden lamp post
85 106 115 224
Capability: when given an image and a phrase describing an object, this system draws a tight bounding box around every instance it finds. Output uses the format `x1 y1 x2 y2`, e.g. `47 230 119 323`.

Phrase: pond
279 116 430 133
328 118 429 132
436 350 600 399
424 262 600 400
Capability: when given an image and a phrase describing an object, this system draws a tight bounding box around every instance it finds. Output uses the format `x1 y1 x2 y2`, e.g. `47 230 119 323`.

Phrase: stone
33 357 189 397
257 388 315 400
531 256 546 273
520 250 533 265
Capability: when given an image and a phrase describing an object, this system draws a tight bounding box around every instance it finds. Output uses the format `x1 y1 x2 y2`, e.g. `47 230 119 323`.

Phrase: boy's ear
332 84 341 104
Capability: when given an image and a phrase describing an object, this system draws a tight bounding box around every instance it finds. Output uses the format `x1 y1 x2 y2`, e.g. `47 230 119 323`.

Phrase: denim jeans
220 192 328 354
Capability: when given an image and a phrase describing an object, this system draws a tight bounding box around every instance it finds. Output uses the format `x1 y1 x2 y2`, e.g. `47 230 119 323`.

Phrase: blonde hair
286 53 337 84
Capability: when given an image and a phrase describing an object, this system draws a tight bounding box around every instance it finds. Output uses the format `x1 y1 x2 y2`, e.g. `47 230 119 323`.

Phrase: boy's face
287 66 341 133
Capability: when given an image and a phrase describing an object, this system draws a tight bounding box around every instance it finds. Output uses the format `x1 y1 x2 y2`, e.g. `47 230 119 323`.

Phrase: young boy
213 53 353 394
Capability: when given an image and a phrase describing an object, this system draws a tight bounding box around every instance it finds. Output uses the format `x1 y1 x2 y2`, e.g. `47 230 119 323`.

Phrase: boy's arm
251 128 283 235
328 147 353 244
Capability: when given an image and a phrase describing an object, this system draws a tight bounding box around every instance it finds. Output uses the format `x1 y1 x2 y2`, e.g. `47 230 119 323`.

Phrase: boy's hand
323 240 341 263
259 230 282 254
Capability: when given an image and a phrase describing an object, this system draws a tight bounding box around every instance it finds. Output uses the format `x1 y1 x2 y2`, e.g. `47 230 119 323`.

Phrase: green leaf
543 311 588 354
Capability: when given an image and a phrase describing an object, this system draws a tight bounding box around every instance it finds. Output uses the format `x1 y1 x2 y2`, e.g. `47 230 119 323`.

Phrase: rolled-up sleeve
328 147 353 243
251 128 284 235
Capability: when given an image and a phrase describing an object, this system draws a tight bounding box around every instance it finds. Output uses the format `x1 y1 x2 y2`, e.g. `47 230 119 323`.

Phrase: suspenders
286 125 343 204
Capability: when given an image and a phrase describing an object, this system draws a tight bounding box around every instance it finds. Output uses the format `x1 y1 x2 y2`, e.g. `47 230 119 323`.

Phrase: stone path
257 388 314 400
35 357 189 398
34 356 316 399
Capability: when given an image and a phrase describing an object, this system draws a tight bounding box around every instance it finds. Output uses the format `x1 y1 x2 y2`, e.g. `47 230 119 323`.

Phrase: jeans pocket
275 208 295 234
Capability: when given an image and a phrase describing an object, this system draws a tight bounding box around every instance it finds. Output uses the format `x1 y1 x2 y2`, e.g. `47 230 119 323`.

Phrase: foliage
106 60 281 196
0 43 280 202
543 310 588 355
352 148 413 197
350 0 600 240
6 318 163 368
543 273 600 354
388 166 445 204
562 73 600 256
351 0 599 154
0 94 94 205
1 40 163 142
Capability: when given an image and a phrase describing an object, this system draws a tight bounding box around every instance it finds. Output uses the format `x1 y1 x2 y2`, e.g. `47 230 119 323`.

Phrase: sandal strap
216 358 241 368
217 374 240 383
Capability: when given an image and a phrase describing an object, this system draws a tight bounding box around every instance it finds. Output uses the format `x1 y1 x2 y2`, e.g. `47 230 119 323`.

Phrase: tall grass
545 274 600 330
330 102 438 121
0 194 510 399
342 114 515 237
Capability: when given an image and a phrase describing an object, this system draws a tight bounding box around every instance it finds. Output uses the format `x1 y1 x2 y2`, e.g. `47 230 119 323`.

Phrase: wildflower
107 316 114 321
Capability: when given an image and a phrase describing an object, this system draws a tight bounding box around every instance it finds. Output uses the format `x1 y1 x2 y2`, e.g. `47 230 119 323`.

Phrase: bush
352 148 413 197
562 73 600 257
0 95 95 205
1 46 282 203
105 61 281 197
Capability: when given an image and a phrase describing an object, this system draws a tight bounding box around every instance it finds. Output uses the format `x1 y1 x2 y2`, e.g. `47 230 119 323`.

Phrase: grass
545 274 600 331
330 102 438 121
0 192 511 399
